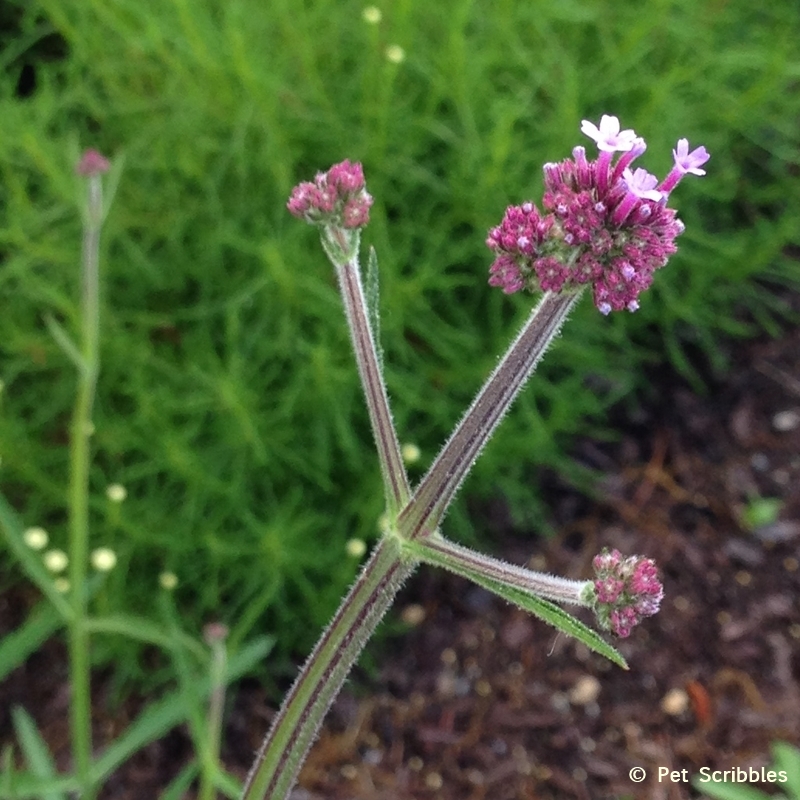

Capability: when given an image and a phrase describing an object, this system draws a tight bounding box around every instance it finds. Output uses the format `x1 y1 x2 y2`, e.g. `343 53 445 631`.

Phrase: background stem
68 173 104 799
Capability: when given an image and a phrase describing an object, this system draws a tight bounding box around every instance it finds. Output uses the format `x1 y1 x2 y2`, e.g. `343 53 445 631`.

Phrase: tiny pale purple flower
622 168 663 201
659 139 711 195
580 115 638 153
673 139 710 176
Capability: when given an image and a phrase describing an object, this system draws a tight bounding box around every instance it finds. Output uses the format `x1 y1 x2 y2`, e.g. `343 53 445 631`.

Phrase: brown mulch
2 312 800 800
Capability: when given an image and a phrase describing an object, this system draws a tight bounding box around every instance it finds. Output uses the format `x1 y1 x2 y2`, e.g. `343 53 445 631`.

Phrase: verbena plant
1 0 797 683
2 114 707 798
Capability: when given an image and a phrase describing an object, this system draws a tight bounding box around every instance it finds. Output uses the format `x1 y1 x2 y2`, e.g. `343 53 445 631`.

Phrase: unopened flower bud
287 160 373 231
589 548 664 637
76 149 110 176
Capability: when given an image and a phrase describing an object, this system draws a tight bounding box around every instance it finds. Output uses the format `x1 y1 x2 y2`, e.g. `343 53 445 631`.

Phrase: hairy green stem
334 253 411 515
405 533 589 605
241 537 417 800
398 290 583 540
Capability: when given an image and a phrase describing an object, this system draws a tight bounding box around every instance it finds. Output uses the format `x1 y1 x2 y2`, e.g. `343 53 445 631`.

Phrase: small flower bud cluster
76 148 110 176
287 159 374 230
589 548 664 637
487 115 709 314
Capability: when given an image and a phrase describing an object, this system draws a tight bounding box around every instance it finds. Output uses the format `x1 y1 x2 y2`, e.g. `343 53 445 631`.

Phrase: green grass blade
0 772 79 798
1 744 15 798
84 614 207 661
91 635 274 782
0 602 63 682
159 760 198 800
9 707 66 800
214 768 243 798
691 779 774 800
773 741 800 798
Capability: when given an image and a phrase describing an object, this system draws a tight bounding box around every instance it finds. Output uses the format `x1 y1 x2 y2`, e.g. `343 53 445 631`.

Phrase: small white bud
23 526 49 550
362 6 381 23
159 571 178 590
106 483 127 503
385 45 405 64
91 547 117 572
345 538 367 558
43 549 69 573
401 443 421 464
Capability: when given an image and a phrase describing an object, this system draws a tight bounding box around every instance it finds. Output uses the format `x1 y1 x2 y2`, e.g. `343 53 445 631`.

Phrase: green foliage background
0 0 798 687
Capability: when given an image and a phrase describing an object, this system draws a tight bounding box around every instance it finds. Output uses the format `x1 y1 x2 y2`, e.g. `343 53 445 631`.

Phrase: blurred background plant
0 0 798 697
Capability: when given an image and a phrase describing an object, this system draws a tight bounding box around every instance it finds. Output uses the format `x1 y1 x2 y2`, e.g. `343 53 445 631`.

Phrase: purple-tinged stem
334 250 410 514
241 537 417 800
407 533 589 605
398 290 583 540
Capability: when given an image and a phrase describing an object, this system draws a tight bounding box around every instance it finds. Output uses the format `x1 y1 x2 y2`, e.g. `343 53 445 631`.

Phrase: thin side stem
241 537 417 800
334 255 410 515
68 174 103 799
199 638 227 800
398 290 583 540
406 533 589 605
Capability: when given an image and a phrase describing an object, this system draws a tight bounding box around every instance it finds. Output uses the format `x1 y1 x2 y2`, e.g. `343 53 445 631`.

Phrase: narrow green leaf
467 571 628 669
365 246 383 375
91 636 274 782
43 313 86 373
1 744 16 798
159 760 198 800
0 603 63 682
691 778 774 800
84 614 206 662
773 742 800 797
10 707 65 800
0 771 79 798
215 768 244 799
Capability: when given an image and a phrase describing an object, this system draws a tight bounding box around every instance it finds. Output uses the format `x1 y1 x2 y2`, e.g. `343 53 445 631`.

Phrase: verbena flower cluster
590 548 664 638
487 115 709 314
287 159 374 229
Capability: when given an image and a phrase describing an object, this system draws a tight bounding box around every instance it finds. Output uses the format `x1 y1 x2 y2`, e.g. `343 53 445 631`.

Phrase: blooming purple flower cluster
487 115 709 314
590 548 664 638
287 159 374 229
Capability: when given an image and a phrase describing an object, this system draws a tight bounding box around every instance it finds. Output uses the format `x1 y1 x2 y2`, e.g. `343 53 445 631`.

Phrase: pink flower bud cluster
76 149 110 176
590 548 664 637
287 159 374 229
487 115 709 314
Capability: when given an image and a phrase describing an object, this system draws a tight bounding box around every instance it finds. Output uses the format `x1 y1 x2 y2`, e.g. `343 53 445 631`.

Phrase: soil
2 309 800 800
